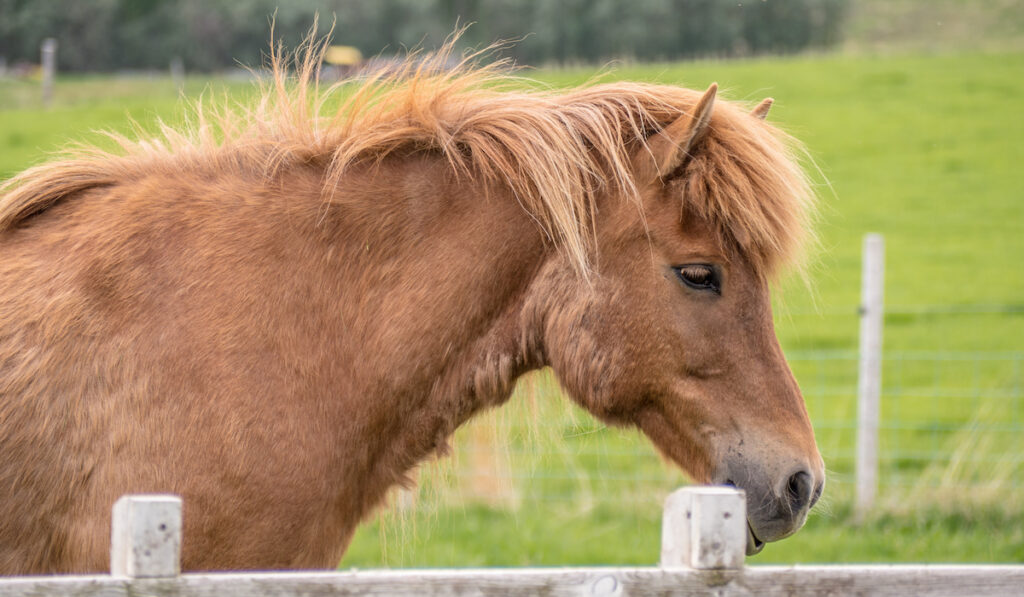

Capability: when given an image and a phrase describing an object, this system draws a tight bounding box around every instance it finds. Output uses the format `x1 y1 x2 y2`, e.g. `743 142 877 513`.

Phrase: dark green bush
0 0 848 72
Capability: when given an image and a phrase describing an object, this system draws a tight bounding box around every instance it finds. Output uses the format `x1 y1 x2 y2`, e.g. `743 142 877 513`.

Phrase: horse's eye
673 264 721 294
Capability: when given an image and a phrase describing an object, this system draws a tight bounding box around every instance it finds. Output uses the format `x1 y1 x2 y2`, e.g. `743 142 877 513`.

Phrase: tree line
0 0 848 72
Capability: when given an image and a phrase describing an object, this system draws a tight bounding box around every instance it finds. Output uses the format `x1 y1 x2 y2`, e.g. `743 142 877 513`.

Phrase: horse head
528 84 823 554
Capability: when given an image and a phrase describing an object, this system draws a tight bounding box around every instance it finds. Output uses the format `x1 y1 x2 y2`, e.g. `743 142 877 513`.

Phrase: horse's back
0 187 121 573
0 179 272 572
0 169 367 572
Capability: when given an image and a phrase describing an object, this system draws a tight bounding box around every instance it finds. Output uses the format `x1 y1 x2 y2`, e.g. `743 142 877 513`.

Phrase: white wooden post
661 486 746 569
110 494 182 578
170 56 185 91
40 38 57 107
856 233 885 519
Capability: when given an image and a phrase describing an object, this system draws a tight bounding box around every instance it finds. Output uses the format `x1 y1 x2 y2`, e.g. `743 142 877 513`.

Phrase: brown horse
0 45 823 573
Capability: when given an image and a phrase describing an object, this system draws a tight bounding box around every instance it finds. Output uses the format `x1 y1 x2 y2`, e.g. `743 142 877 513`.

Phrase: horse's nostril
786 470 813 513
809 480 824 509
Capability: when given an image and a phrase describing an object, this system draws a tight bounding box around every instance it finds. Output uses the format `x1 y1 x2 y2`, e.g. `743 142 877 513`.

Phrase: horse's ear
636 83 717 185
751 97 773 120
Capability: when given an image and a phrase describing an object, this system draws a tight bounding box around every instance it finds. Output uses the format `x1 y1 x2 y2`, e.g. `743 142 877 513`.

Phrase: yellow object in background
325 46 363 67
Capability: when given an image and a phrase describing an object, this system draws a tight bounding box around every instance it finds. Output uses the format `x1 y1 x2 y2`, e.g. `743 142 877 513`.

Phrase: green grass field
1 50 1022 565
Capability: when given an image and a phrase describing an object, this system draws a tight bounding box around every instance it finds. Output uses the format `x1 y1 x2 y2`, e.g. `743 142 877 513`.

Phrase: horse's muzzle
717 460 825 551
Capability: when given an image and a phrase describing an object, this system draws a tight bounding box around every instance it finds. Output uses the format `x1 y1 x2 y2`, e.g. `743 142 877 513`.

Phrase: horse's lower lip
746 522 765 555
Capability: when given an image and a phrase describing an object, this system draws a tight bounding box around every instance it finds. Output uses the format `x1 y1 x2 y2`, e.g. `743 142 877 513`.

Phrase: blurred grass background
1 4 1022 567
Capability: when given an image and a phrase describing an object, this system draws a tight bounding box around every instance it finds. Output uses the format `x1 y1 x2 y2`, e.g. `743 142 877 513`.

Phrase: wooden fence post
110 494 182 578
856 233 885 519
40 38 57 108
661 486 746 569
170 56 185 91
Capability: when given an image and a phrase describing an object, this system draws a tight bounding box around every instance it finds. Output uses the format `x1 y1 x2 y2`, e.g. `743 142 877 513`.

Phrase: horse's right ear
751 97 773 120
634 83 717 186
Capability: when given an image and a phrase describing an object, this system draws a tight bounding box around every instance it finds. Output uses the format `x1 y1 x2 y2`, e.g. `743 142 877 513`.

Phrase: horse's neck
326 154 552 509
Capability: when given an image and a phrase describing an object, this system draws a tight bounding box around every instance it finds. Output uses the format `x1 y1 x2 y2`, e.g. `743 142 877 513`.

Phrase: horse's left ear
636 82 717 186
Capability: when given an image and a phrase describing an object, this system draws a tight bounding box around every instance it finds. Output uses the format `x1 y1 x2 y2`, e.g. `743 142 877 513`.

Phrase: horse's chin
746 522 765 555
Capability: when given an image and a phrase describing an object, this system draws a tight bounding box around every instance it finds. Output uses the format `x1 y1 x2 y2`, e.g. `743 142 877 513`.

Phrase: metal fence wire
793 348 1023 494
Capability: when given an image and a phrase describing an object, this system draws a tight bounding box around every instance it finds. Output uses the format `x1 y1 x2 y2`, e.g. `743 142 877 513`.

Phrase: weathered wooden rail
1 487 1021 596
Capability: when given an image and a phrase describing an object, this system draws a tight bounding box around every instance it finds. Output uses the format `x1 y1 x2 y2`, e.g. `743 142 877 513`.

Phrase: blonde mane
0 40 814 278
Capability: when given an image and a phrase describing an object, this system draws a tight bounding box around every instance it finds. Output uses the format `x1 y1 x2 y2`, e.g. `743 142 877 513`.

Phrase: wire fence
396 305 1024 515
792 349 1024 497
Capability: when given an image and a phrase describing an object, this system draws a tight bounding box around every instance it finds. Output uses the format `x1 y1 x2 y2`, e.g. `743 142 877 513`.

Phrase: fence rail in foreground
1 490 1022 597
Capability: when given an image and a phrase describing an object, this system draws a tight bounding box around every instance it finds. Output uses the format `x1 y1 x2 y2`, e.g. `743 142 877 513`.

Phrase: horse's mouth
746 522 765 555
722 478 765 556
